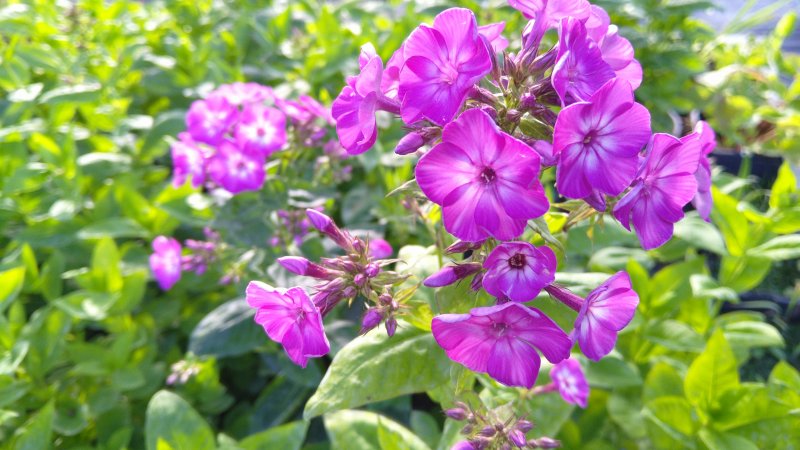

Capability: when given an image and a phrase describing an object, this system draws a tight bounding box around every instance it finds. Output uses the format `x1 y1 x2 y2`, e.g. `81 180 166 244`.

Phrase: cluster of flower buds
245 209 406 366
166 359 202 386
268 207 322 250
446 402 559 449
171 82 339 194
149 227 222 290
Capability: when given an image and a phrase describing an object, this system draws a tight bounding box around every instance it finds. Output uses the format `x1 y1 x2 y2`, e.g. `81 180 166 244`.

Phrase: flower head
552 17 615 105
693 121 716 221
584 6 642 89
185 95 238 145
478 22 509 53
149 236 182 290
613 132 701 250
171 132 206 188
416 108 549 242
432 302 571 388
206 140 266 194
553 78 651 199
399 8 492 125
246 282 330 367
574 271 638 361
508 0 591 29
212 82 274 106
482 242 556 302
235 103 286 156
550 358 589 408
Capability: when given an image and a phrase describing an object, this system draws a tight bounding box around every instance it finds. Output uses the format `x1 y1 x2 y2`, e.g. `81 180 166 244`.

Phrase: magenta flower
212 82 274 106
235 104 287 156
508 0 590 29
416 109 549 241
298 95 334 125
573 272 639 361
692 121 716 221
432 302 571 388
332 44 398 155
553 78 651 199
398 8 492 125
171 132 206 188
550 358 589 408
185 95 238 145
482 242 557 302
206 140 266 194
584 6 642 90
552 17 615 105
613 132 701 250
381 45 405 100
478 22 509 53
149 236 182 290
368 238 393 259
246 282 330 367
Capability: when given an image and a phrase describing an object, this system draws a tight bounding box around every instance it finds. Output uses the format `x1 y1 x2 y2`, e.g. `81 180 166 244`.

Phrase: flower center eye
257 127 265 137
508 253 527 268
583 131 597 145
480 167 497 184
492 322 508 336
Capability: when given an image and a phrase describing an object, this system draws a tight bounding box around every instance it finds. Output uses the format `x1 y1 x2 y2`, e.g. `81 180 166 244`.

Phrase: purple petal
487 336 541 388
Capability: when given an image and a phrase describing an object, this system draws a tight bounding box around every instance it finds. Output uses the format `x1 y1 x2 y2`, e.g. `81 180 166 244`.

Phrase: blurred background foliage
0 0 799 449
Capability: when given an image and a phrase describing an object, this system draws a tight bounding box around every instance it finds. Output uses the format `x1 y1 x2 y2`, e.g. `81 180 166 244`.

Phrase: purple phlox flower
424 262 483 288
398 8 492 126
306 209 355 250
206 140 266 194
275 97 313 123
381 44 405 100
546 271 638 361
235 103 287 156
553 78 652 199
416 108 549 241
584 5 642 90
552 17 615 105
692 121 716 221
509 0 591 29
368 238 393 259
478 22 509 53
482 242 556 302
431 302 571 388
246 282 330 367
212 82 274 106
332 43 400 155
613 132 702 250
550 358 589 408
185 95 238 145
149 236 182 290
171 132 206 188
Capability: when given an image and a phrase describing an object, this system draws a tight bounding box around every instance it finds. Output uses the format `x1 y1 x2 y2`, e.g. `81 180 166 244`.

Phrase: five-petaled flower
550 358 589 408
150 236 183 291
482 242 557 302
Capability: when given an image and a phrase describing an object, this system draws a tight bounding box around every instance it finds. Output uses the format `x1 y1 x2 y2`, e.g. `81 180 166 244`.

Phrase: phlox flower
415 108 549 242
235 103 287 156
171 132 206 188
552 17 615 105
550 358 589 408
246 282 330 367
212 82 274 106
482 242 557 302
692 121 716 221
584 6 642 89
185 95 238 145
508 0 591 29
149 236 182 290
432 302 571 388
552 78 651 199
206 140 266 194
398 8 492 126
478 22 509 53
613 132 702 250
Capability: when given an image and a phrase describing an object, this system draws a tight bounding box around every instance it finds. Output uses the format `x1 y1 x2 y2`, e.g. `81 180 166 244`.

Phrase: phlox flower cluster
171 82 337 194
149 227 221 290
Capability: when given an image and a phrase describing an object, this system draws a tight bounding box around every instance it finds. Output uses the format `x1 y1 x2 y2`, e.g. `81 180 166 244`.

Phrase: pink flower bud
364 263 380 278
444 407 468 421
516 420 533 433
354 273 367 286
306 209 354 250
478 426 496 437
360 308 383 334
529 437 560 449
277 256 336 279
379 293 393 305
395 132 425 155
423 263 482 288
509 429 527 447
385 316 397 337
446 240 484 254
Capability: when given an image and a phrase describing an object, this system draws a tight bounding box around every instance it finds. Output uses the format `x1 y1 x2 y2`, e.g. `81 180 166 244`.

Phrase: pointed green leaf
145 390 215 450
684 330 739 414
324 410 430 450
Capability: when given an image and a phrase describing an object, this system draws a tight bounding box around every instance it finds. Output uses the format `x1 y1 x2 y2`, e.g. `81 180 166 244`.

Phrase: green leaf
0 266 25 314
12 401 54 450
644 320 705 352
711 187 749 256
698 428 758 450
684 330 739 414
410 411 441 449
607 394 646 440
747 235 800 260
77 217 150 239
719 254 771 293
643 362 684 402
145 390 215 450
720 321 784 350
673 216 728 255
769 360 800 391
643 396 696 446
188 298 266 357
769 162 797 209
239 421 308 450
324 410 430 450
304 325 451 419
38 83 101 105
585 356 642 388
53 290 118 321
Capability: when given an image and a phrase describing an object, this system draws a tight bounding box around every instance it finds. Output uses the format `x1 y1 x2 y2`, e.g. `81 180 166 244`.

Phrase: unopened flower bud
395 132 425 155
385 316 397 337
445 407 469 421
470 437 490 450
306 209 354 250
446 240 484 254
352 238 365 253
509 429 527 447
529 437 560 449
470 272 484 291
505 109 522 123
478 105 498 120
278 256 336 279
342 286 357 299
461 424 474 435
499 444 512 450
451 441 476 450
390 300 399 311
519 93 537 110
515 420 533 433
379 293 393 305
364 263 380 278
424 263 482 288
478 426 496 437
469 86 498 106
360 308 383 334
